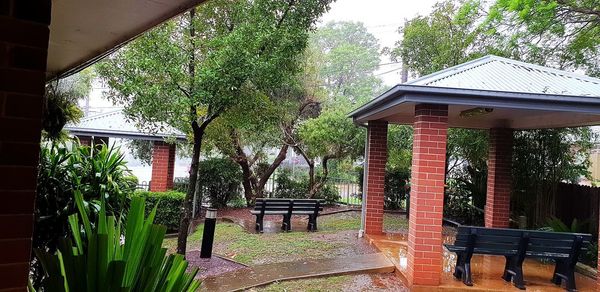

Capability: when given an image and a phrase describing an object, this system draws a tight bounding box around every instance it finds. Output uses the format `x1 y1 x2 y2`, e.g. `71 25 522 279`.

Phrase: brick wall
0 0 51 290
407 104 448 286
150 141 176 192
485 128 513 228
364 120 388 235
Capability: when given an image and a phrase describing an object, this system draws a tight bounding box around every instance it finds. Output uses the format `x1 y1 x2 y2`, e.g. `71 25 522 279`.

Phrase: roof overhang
47 0 207 80
349 85 600 129
64 127 187 142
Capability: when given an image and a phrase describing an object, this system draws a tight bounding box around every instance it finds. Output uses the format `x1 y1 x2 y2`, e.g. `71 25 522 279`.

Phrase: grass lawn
163 211 409 290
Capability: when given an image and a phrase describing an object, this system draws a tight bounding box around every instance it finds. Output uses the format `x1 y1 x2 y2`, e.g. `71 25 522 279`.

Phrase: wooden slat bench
445 226 592 291
250 198 323 233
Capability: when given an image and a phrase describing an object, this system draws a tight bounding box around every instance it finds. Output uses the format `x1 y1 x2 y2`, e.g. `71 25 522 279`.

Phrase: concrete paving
366 232 598 292
200 253 395 291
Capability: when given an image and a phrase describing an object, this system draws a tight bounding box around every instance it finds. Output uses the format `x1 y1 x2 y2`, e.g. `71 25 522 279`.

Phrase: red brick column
150 141 176 192
0 1 51 289
364 120 388 235
407 104 448 286
77 135 92 146
485 128 513 228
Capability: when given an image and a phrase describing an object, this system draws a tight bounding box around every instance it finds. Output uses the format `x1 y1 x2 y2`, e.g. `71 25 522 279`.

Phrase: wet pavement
200 253 395 292
366 230 598 292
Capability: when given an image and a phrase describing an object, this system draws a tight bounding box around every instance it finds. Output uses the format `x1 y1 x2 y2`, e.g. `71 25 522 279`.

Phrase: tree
297 103 365 197
487 0 600 76
392 0 504 77
43 68 94 140
312 21 383 102
283 21 384 196
98 0 332 255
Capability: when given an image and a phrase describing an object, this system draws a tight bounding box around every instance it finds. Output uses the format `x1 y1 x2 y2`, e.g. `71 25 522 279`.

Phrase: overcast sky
319 0 439 85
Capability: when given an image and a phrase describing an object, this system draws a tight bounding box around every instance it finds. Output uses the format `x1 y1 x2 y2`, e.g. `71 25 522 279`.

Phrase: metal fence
147 172 363 207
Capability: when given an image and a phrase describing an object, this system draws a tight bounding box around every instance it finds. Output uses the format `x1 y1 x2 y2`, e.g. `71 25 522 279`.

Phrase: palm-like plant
34 192 200 291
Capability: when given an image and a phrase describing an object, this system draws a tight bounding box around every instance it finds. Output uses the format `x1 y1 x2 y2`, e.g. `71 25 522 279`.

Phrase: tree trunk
256 144 289 197
309 155 332 198
177 123 203 255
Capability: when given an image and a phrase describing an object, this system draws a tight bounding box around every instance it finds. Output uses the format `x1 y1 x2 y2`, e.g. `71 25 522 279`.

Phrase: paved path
200 253 395 292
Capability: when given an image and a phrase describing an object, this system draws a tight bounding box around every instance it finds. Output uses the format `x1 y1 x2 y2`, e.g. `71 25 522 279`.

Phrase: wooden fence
555 182 599 236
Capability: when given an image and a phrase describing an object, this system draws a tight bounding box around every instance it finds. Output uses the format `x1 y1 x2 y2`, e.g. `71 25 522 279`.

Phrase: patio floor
366 231 597 291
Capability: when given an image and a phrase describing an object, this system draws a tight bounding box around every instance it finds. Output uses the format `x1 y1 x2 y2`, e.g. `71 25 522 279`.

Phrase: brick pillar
485 128 513 228
407 104 448 286
0 0 51 290
150 141 176 192
364 120 388 235
77 135 92 146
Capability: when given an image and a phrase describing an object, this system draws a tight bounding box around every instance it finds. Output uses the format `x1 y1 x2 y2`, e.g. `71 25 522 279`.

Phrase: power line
375 67 403 76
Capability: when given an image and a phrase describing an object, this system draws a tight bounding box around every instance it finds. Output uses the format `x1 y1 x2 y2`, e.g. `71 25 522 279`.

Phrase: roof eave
350 85 600 124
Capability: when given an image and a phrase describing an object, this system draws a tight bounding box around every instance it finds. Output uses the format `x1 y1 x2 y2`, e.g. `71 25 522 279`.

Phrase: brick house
350 55 600 289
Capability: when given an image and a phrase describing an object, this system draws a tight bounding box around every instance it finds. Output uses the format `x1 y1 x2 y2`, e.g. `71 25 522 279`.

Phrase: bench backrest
454 226 524 254
254 198 324 214
453 226 592 261
525 229 592 260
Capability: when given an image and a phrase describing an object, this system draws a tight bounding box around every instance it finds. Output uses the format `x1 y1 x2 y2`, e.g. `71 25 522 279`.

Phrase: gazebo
350 55 600 288
65 110 187 192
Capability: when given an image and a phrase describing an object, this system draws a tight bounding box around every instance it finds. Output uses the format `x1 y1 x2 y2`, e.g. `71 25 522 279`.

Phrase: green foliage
357 166 410 210
311 21 383 103
445 179 485 225
43 68 94 140
383 168 411 210
198 158 242 208
132 191 185 232
35 193 200 291
544 216 588 233
512 128 594 226
97 0 333 253
393 0 499 77
299 104 365 161
273 169 340 204
32 141 136 288
488 0 600 76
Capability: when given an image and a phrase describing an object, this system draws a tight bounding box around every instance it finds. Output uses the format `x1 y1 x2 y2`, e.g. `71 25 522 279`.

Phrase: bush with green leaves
198 158 242 208
357 166 410 210
32 141 136 288
34 192 200 291
273 169 340 205
132 191 185 232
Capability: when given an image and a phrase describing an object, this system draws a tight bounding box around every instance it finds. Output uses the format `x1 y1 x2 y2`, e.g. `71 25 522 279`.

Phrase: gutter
358 122 368 238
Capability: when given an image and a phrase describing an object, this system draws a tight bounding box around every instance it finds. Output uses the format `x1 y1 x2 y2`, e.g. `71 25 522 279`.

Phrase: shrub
357 166 410 210
173 177 189 193
273 169 340 205
32 141 135 288
198 158 242 208
132 191 185 232
35 192 200 291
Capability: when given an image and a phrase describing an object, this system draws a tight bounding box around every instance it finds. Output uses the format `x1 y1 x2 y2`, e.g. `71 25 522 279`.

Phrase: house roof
406 55 600 96
349 55 600 129
47 0 207 80
64 110 187 141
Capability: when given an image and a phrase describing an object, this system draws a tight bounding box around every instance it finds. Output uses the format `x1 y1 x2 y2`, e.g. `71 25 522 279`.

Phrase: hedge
131 191 184 232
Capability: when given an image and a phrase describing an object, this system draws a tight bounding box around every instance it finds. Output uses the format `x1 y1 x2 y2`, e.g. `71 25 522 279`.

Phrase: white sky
319 0 439 86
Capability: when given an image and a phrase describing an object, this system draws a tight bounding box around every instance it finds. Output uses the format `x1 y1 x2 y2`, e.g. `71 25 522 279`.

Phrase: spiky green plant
34 192 200 291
